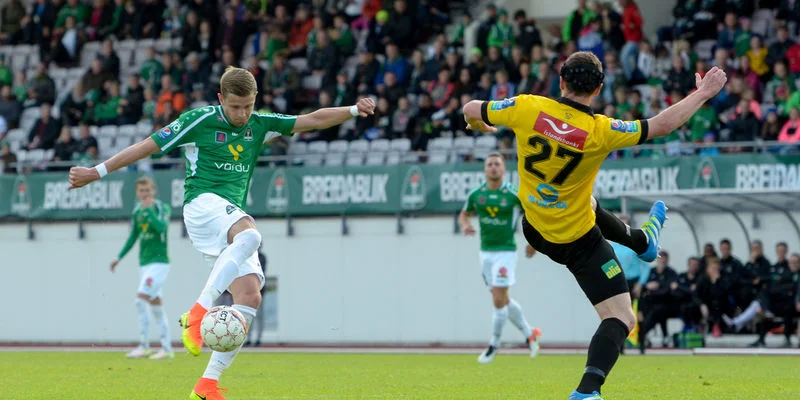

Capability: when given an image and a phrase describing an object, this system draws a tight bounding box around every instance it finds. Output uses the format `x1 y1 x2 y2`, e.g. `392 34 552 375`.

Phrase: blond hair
135 176 156 188
220 66 258 98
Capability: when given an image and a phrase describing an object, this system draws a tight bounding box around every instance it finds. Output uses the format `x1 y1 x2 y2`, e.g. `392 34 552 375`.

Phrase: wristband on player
349 105 359 117
94 162 108 178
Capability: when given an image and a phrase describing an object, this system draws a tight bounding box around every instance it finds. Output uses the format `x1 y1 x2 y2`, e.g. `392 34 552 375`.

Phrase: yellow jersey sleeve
596 114 649 151
481 95 536 128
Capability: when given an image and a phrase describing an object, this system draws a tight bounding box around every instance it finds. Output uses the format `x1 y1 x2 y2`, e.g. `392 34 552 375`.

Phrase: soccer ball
201 306 248 352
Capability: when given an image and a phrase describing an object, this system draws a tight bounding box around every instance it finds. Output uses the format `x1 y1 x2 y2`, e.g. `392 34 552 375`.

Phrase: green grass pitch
3 351 799 399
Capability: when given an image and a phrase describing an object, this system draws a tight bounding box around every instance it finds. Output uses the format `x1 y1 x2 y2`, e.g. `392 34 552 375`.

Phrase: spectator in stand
0 85 21 129
514 9 541 55
27 102 60 150
184 53 210 99
377 71 406 107
308 30 340 89
81 59 114 100
762 110 782 142
386 0 415 52
476 4 498 55
51 15 82 67
93 80 122 126
376 42 408 86
0 140 17 173
330 14 356 57
488 9 515 58
118 74 144 124
717 12 740 52
563 0 596 44
775 243 790 271
263 50 299 114
86 0 114 41
53 126 77 163
331 70 356 108
768 26 794 67
27 62 56 106
673 257 703 332
139 48 163 90
141 87 156 121
638 250 679 354
733 17 753 58
517 63 533 95
778 107 800 151
698 133 721 156
428 69 454 109
697 257 733 337
727 99 760 150
99 38 120 77
353 47 380 92
154 100 178 131
390 96 414 139
154 74 186 119
0 55 11 88
688 101 719 143
59 83 87 127
490 70 515 102
367 9 391 54
485 46 510 78
578 17 604 65
746 36 770 79
74 122 98 165
663 55 694 95
0 0 26 45
620 0 643 80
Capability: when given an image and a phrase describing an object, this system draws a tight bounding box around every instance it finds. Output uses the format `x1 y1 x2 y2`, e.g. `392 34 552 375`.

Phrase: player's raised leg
190 271 262 400
181 217 261 356
592 197 667 263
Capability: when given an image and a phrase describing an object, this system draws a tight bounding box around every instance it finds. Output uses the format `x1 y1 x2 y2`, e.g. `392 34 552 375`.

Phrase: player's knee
235 228 261 255
491 290 509 308
617 309 636 332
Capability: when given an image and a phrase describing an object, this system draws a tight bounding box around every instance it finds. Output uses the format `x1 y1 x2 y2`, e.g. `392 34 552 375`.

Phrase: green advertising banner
1 154 799 220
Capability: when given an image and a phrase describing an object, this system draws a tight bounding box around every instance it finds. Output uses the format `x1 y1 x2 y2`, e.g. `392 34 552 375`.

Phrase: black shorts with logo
522 217 629 305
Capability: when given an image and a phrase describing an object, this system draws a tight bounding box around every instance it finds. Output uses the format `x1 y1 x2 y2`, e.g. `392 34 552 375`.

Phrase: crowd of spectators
4 0 800 171
631 238 799 351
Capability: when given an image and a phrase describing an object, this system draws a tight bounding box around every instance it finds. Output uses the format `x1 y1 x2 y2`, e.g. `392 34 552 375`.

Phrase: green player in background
111 176 174 360
459 152 542 364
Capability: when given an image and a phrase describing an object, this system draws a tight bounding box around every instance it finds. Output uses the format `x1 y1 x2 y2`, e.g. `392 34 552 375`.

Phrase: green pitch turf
3 352 799 399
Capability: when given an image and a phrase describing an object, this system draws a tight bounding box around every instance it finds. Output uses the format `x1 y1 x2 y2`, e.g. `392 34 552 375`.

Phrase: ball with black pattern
201 305 248 352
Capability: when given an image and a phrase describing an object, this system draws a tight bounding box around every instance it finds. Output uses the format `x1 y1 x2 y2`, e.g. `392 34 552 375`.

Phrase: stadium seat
136 121 154 136
97 136 114 157
287 141 308 165
118 125 137 138
98 125 118 138
70 126 81 138
453 136 475 161
7 128 25 142
154 38 172 52
305 140 327 166
9 140 21 153
15 149 27 162
365 139 390 165
288 58 308 73
26 149 45 163
387 138 412 164
427 137 452 164
474 135 497 160
346 139 369 166
43 149 54 161
302 75 323 90
117 39 136 51
11 53 27 71
325 140 348 166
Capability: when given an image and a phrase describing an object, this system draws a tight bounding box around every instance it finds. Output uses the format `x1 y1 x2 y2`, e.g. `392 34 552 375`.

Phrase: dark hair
778 242 788 248
720 239 731 246
560 52 604 96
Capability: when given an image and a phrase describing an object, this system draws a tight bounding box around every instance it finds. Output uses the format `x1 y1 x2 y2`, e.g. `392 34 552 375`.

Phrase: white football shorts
137 262 170 299
480 251 517 288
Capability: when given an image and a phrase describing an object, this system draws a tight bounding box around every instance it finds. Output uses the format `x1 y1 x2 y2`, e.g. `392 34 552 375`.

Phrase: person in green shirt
110 176 174 360
139 48 164 90
93 81 123 125
459 152 541 364
55 0 89 28
0 54 12 86
688 101 719 142
330 14 355 56
733 18 752 58
488 9 516 58
68 67 376 400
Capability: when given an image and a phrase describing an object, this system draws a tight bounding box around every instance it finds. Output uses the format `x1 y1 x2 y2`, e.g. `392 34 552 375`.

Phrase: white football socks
134 298 151 349
507 299 534 338
197 229 262 309
151 305 172 353
490 306 509 347
732 300 762 330
202 305 257 381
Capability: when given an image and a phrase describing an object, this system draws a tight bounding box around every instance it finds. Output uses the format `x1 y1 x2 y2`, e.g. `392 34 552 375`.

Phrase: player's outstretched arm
462 100 498 133
69 137 160 189
646 67 727 140
292 98 375 133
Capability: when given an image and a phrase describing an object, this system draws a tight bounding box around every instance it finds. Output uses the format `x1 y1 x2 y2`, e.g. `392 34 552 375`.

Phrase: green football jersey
462 182 522 251
150 105 297 209
118 199 170 266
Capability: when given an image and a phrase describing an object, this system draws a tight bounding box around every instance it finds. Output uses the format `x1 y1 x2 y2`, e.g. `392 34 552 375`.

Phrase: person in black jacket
741 240 772 309
697 257 734 337
673 257 704 331
718 238 745 306
639 250 679 354
26 102 61 150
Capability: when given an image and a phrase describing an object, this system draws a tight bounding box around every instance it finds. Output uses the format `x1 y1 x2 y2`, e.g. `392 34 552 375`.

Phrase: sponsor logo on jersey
169 120 182 132
244 127 254 141
145 277 153 287
157 127 172 140
534 112 589 150
693 157 720 189
266 168 289 214
226 205 237 215
601 259 622 279
400 166 426 210
490 97 517 111
527 183 567 209
228 144 243 161
610 119 640 133
214 144 250 172
215 131 227 143
141 223 149 232
10 175 31 215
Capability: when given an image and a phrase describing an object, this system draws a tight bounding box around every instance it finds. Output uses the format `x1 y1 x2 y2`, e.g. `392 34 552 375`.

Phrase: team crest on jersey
157 127 172 140
478 196 486 204
500 198 508 207
145 277 153 287
226 205 237 214
244 127 253 141
533 112 589 150
497 267 508 278
215 131 227 143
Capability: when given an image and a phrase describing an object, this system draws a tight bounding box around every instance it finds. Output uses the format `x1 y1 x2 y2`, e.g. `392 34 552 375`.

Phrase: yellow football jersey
482 95 648 244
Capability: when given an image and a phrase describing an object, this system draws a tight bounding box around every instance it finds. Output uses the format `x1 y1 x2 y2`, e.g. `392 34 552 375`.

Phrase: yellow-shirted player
463 51 727 400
